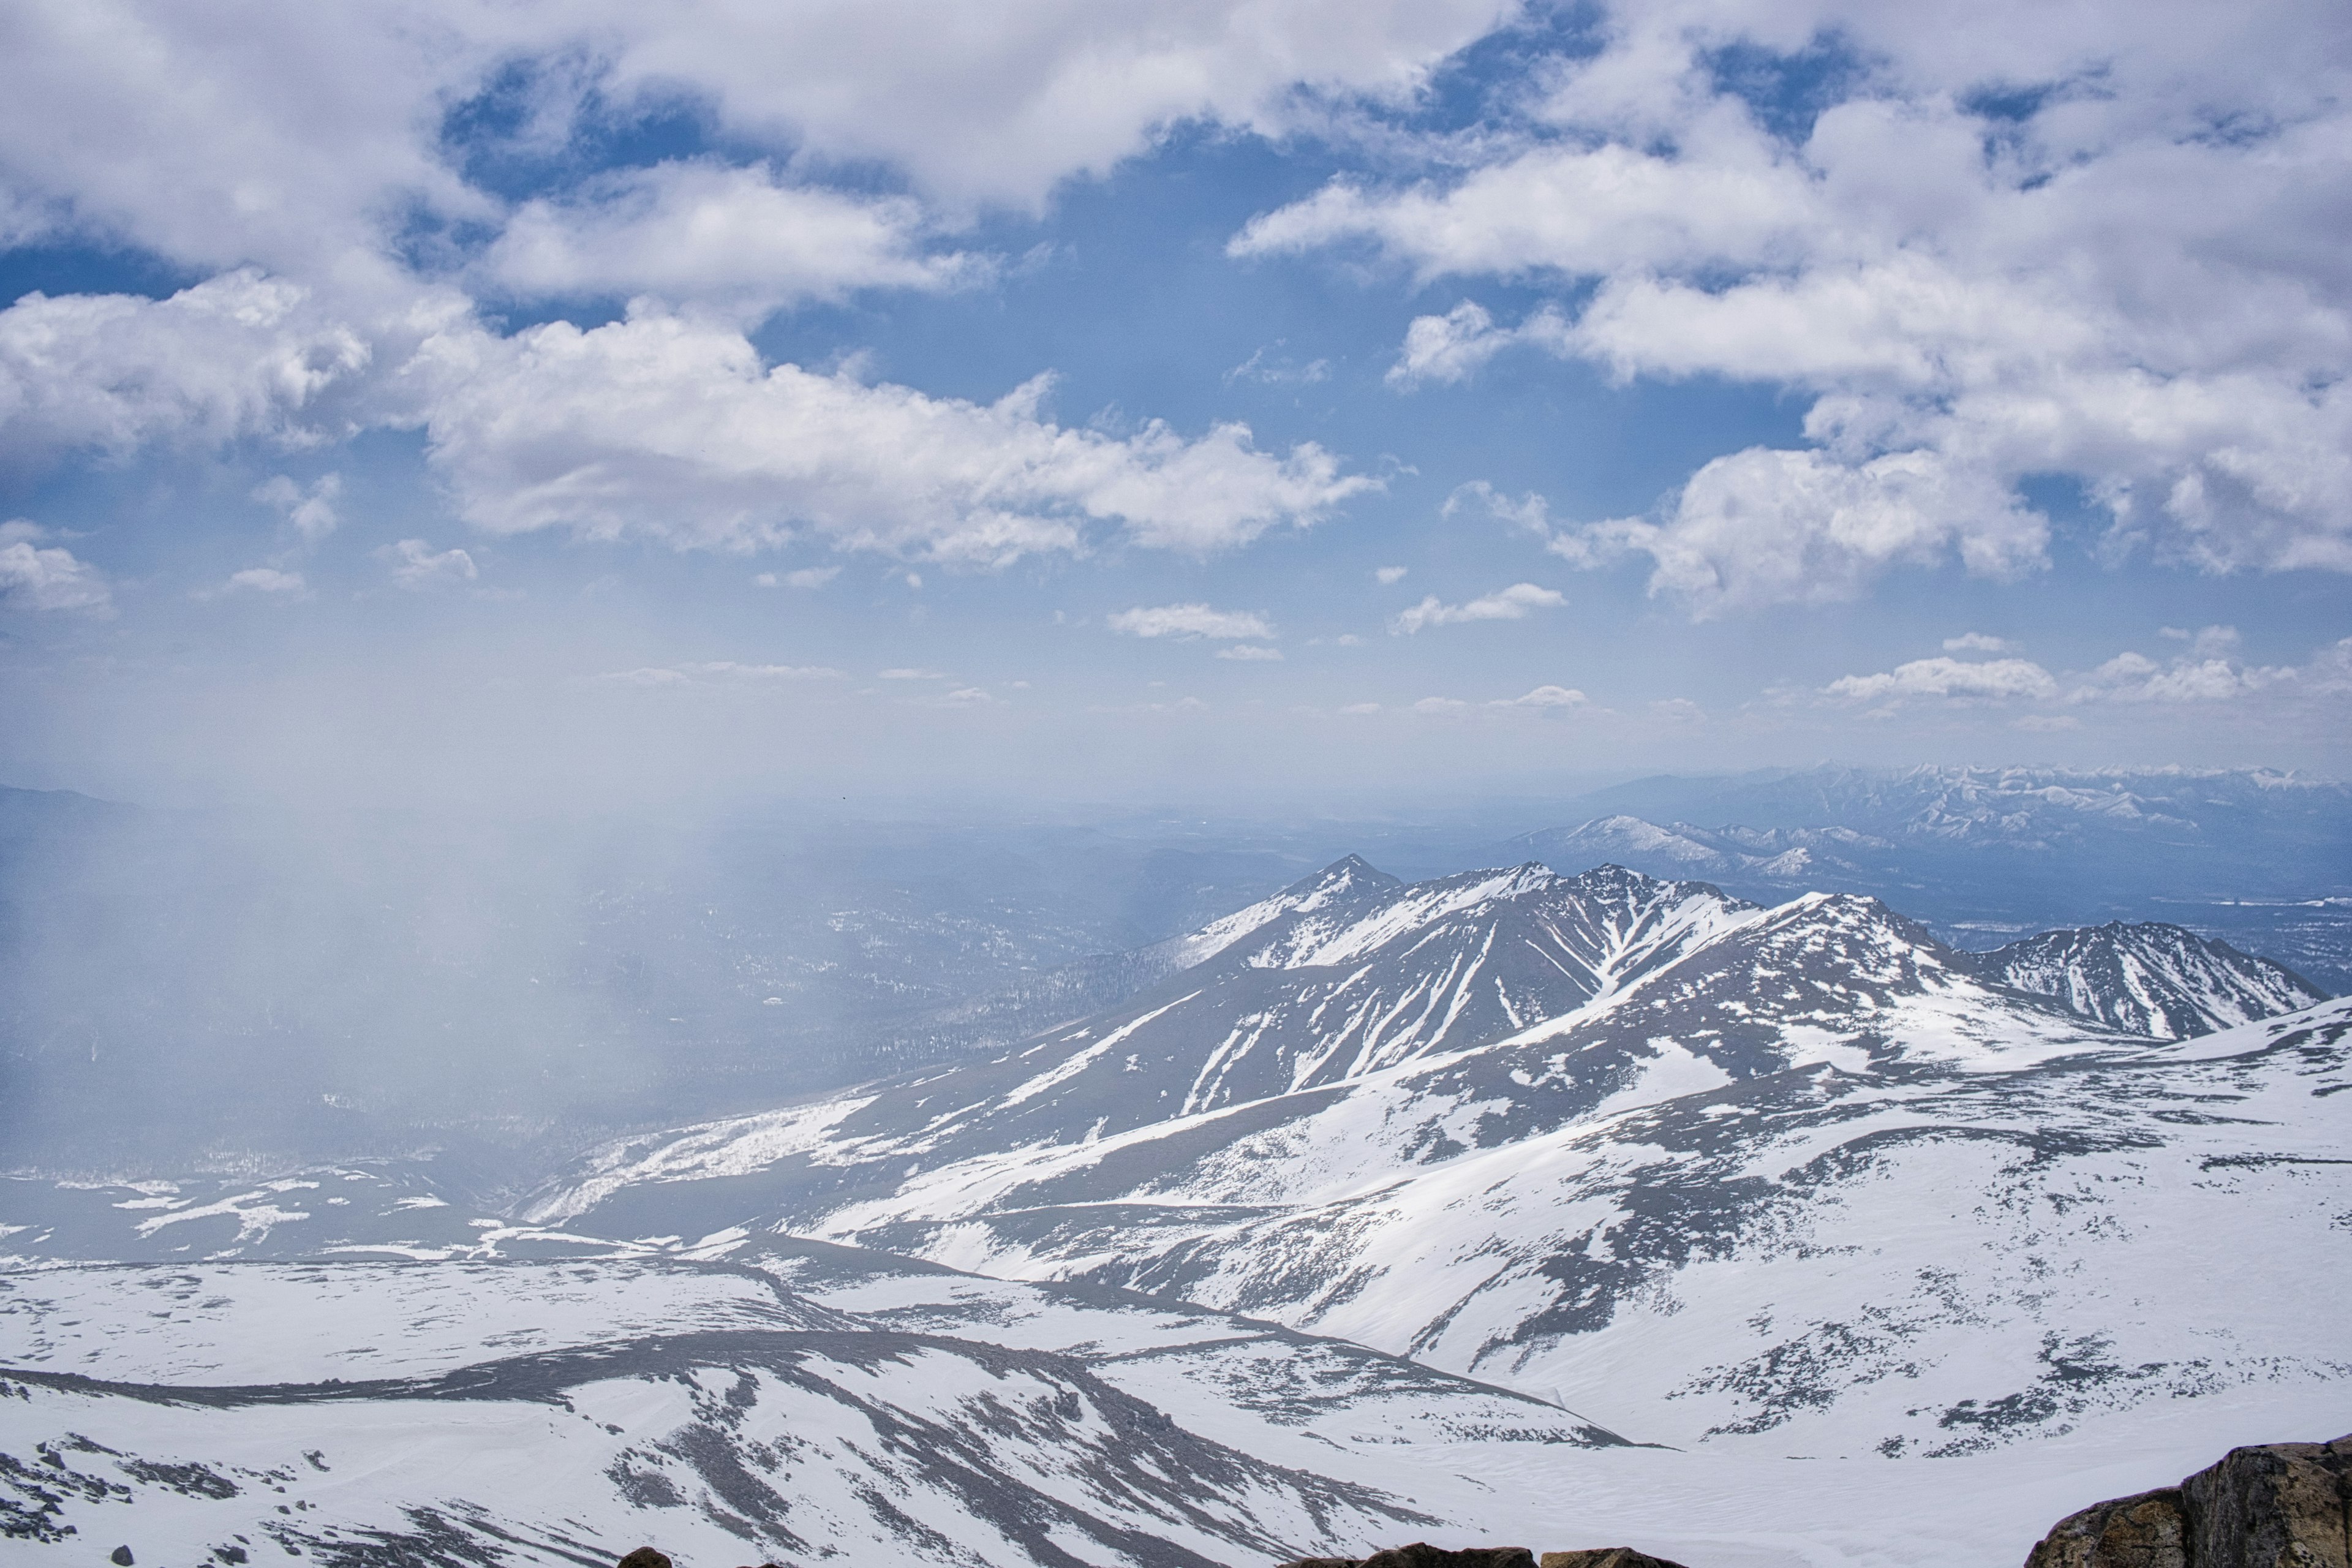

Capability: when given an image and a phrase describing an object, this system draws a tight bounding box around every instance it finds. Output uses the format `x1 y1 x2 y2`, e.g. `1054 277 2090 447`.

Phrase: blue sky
0 1 2347 810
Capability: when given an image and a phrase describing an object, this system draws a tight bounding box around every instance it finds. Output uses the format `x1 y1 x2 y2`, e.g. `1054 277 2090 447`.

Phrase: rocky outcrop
1279 1547 1536 1568
2026 1436 2352 1568
1279 1547 1691 1568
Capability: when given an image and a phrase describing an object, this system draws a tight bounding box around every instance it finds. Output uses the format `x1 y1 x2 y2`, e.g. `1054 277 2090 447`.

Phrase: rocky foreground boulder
2026 1435 2352 1568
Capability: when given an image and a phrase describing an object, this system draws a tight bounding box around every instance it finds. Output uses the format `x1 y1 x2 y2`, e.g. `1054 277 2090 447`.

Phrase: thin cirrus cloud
1389 582 1562 634
1107 603 1276 641
1237 0 2352 610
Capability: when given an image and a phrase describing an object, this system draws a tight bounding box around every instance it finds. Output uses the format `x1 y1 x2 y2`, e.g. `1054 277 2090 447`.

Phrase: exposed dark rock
110 1548 134 1566
1278 1546 1536 1568
2025 1435 2352 1568
2182 1436 2352 1568
1540 1551 1696 1568
616 1550 672 1568
2025 1489 2187 1568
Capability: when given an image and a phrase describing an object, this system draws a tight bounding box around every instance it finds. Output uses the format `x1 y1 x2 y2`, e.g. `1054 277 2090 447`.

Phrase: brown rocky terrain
2025 1436 2351 1568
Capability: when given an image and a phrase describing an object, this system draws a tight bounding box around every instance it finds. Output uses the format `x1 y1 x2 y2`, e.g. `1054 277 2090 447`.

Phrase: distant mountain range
1512 766 2352 990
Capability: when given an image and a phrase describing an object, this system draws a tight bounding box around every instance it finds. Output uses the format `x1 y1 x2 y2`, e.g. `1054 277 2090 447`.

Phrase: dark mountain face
1961 921 2329 1038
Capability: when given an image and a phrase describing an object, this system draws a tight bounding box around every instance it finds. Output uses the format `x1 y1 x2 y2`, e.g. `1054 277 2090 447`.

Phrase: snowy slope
1961 921 2328 1037
0 1250 1625 1567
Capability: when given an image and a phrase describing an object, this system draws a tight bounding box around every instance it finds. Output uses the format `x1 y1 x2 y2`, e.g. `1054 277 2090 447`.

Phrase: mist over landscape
2 3 2350 1567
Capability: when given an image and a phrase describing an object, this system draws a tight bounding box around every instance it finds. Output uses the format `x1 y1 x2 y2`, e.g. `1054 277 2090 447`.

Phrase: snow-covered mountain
456 864 2347 1464
1960 921 2326 1038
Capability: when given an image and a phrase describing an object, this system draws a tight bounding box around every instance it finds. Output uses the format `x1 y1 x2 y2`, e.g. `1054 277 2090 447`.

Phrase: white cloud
1226 345 1330 385
1374 565 1407 584
221 566 309 597
0 521 110 613
0 1 1509 284
764 566 841 589
1823 657 2059 704
1233 139 1817 282
481 161 982 317
1552 448 2047 617
2160 624 2241 657
0 272 371 468
253 472 342 541
417 309 1370 564
1493 684 1586 707
1443 480 1554 534
1389 581 1564 634
1338 701 1381 714
1216 643 1284 661
1387 301 1570 386
2072 650 2293 704
1943 632 2011 654
1235 2 2352 600
1411 696 1469 713
1107 603 1276 641
878 668 948 680
378 538 478 589
599 661 845 687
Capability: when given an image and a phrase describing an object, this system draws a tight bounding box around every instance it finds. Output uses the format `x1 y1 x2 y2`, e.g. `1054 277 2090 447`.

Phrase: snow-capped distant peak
1155 854 1405 971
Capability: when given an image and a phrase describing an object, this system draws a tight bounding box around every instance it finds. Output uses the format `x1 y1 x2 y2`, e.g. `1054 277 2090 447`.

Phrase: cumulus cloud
481 161 982 317
0 1 1509 282
0 272 371 468
0 520 110 614
878 668 949 680
2072 650 2294 704
1216 643 1284 661
1107 603 1276 641
416 309 1370 564
1943 632 2012 654
1237 0 2352 601
1553 448 2048 617
378 538 478 589
1374 565 1407 584
254 473 341 542
1388 581 1564 634
1387 301 1574 386
1824 657 2059 705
